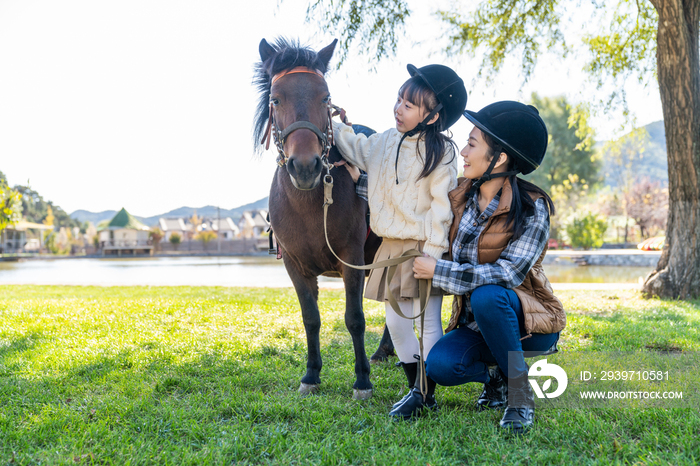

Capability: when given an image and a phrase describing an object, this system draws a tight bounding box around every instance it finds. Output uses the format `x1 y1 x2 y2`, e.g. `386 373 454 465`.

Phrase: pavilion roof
98 208 149 231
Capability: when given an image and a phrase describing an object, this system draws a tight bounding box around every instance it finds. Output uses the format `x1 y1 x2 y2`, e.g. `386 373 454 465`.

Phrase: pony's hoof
370 347 396 364
353 388 373 400
298 383 320 396
370 355 388 365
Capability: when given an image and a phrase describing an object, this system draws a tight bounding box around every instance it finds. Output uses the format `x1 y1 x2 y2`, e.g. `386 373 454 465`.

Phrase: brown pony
253 38 393 399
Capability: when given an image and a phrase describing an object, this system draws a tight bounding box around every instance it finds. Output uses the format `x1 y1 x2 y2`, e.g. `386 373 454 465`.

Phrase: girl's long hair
399 77 457 179
482 133 556 240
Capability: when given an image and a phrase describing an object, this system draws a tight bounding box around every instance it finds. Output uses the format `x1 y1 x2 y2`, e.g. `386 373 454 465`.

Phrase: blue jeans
426 285 559 385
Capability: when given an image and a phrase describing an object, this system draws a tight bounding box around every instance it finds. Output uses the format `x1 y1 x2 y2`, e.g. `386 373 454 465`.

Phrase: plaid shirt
433 189 550 328
356 173 369 201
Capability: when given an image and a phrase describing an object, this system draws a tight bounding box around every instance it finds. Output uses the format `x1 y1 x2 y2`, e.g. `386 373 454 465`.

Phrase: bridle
260 66 335 168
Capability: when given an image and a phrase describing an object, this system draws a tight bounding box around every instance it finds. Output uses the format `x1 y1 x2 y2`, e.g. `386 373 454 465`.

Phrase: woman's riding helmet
462 101 548 175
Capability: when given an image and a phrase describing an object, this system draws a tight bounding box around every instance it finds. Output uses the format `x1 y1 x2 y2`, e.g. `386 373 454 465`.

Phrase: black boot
477 366 508 411
392 362 418 409
389 376 438 420
499 373 535 434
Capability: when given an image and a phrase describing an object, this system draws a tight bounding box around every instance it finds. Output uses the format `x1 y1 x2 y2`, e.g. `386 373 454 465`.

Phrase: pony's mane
252 38 330 154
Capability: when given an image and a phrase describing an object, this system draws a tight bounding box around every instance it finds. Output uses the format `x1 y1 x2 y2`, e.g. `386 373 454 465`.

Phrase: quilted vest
444 177 566 335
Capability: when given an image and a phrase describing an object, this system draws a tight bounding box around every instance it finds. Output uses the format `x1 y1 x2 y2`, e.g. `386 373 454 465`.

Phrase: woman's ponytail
506 174 556 240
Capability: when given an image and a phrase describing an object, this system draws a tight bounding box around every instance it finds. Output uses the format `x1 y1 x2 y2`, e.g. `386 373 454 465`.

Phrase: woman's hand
413 255 437 279
344 162 361 183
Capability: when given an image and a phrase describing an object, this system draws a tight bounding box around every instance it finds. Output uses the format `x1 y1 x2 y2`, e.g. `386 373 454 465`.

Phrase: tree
42 205 55 250
565 212 608 250
548 173 591 241
149 227 164 253
304 0 700 299
43 205 55 227
169 232 182 250
195 230 217 251
521 94 599 194
189 210 201 240
1 180 23 234
14 185 80 230
627 177 669 239
601 128 648 243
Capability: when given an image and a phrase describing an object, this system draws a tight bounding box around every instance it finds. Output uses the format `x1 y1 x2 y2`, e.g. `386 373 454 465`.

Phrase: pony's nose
287 154 323 190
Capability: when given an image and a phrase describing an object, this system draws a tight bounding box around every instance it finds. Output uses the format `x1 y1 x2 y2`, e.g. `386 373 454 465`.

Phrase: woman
412 101 566 433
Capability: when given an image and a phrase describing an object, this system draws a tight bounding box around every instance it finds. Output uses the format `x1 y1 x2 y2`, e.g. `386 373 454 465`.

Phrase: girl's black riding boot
477 366 508 410
400 361 419 387
389 374 438 420
499 373 535 434
391 362 418 408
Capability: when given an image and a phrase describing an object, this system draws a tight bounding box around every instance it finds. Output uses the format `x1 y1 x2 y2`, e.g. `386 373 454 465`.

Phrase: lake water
0 255 652 288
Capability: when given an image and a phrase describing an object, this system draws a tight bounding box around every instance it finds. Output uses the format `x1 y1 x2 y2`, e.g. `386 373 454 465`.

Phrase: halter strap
264 67 332 166
272 67 325 85
279 120 328 144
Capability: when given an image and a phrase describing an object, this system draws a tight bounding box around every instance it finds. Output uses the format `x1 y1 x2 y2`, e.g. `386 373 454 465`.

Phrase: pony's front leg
286 266 322 395
342 265 373 400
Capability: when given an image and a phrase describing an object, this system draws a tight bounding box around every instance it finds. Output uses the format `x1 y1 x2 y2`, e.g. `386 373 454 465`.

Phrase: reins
321 174 432 399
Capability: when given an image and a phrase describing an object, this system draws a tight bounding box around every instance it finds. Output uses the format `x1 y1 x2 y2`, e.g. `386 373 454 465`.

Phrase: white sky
0 0 663 217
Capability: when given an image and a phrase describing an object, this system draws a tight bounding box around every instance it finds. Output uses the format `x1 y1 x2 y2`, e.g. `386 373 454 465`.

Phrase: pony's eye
270 98 280 106
322 95 330 104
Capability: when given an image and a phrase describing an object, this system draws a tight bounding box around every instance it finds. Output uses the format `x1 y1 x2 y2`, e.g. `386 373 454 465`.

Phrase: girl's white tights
384 296 443 364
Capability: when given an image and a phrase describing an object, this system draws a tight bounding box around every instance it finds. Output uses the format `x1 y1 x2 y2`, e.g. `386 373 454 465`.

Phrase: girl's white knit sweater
333 122 458 260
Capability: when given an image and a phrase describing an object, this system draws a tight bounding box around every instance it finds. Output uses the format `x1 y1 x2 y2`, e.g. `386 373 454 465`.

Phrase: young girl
333 64 467 419
412 101 566 434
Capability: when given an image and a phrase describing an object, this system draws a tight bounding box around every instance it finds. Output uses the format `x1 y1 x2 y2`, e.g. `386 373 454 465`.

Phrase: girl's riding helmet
407 64 468 131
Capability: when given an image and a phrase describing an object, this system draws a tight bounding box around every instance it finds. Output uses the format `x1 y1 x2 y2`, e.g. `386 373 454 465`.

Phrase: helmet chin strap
468 145 520 195
394 103 444 184
406 103 443 137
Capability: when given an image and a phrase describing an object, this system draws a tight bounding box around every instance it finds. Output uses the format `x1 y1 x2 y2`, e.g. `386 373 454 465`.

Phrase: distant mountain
70 197 269 227
69 209 119 225
140 197 269 226
601 120 667 188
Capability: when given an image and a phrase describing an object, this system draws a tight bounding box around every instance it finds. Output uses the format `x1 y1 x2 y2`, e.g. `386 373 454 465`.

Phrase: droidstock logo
528 359 568 399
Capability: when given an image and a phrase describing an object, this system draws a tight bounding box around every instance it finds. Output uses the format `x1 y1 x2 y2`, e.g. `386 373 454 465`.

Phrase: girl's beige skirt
365 238 443 302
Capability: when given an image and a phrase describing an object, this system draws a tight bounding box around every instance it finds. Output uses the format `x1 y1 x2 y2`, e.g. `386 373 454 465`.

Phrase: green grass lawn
1 285 699 465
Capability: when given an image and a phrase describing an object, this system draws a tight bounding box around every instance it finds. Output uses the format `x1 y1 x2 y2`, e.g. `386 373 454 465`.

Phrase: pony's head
253 38 337 190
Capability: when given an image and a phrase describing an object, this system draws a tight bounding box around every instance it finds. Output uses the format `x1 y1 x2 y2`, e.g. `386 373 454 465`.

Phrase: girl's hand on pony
344 162 361 183
413 254 437 279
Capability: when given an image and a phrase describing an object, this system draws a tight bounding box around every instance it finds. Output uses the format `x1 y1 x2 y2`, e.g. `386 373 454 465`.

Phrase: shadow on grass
0 334 39 361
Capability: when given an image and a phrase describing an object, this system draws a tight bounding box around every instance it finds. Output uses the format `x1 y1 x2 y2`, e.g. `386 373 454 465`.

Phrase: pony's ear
259 39 275 62
317 39 338 69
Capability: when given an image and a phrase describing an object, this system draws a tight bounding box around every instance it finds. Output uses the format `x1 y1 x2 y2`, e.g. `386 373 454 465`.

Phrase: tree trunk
644 0 700 299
